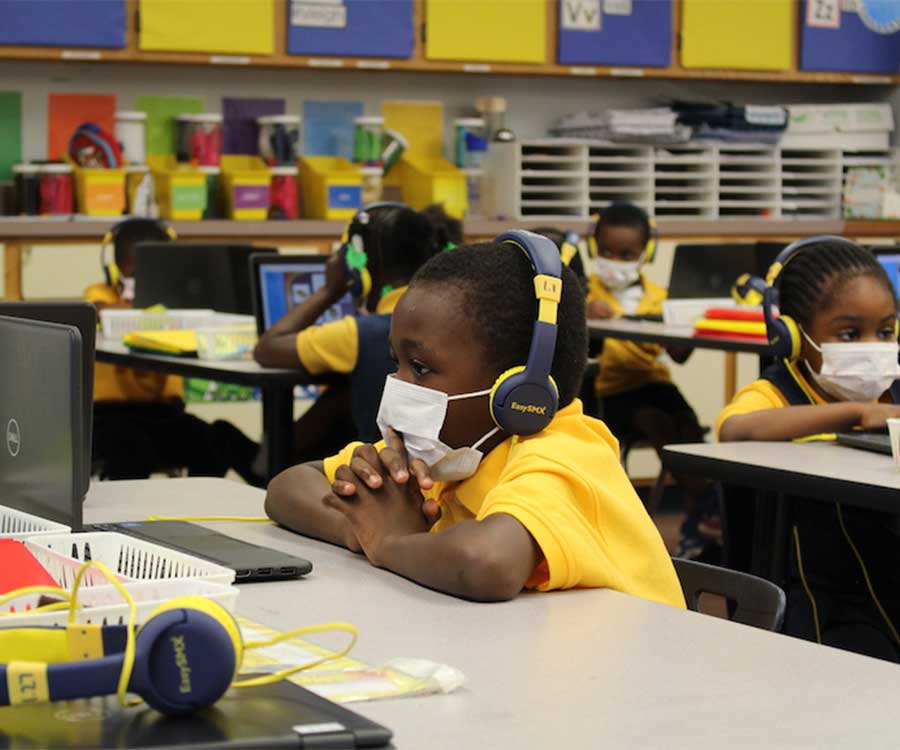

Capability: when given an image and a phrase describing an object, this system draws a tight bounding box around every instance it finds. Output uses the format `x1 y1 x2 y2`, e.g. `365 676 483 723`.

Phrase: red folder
0 539 59 595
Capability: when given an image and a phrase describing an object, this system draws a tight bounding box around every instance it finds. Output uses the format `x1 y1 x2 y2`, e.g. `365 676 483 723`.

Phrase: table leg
751 490 778 579
770 493 793 591
262 384 294 481
3 240 24 301
724 351 737 403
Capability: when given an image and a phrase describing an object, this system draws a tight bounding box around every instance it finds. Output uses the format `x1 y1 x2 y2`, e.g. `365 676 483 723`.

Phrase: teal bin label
328 184 362 209
171 183 207 211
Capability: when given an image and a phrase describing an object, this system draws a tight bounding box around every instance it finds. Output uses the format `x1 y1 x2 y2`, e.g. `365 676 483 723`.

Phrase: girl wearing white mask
586 203 714 561
266 241 684 607
718 237 900 662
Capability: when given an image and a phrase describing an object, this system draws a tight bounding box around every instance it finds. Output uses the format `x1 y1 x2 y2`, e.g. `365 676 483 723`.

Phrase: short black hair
410 241 588 408
532 226 587 288
112 218 172 265
594 202 651 247
368 205 439 285
778 238 896 328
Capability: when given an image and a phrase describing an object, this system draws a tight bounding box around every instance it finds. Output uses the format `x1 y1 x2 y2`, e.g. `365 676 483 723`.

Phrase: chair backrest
673 557 786 632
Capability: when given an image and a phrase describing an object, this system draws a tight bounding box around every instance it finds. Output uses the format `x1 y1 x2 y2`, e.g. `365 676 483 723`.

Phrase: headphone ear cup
768 314 801 361
489 366 559 436
644 219 658 263
107 261 121 289
588 235 598 259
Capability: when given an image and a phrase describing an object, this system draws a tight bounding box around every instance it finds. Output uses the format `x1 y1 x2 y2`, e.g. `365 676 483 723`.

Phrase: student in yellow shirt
215 204 443 483
85 218 227 479
718 236 900 661
586 203 715 559
265 233 684 606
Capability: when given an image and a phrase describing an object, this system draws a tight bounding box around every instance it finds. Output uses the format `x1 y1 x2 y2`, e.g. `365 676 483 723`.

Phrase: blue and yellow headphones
340 201 408 299
100 217 176 288
732 235 899 361
588 205 658 263
489 230 562 435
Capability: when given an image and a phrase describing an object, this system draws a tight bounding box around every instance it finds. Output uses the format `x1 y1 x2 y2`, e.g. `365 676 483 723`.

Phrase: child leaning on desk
84 217 228 480
717 236 900 661
265 238 685 606
585 203 717 560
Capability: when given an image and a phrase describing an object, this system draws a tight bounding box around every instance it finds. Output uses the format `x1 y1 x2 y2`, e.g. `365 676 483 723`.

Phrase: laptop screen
878 254 900 300
258 260 357 330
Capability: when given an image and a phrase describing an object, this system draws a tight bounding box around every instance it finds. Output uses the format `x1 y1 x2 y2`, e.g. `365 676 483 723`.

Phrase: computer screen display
258 261 356 330
878 254 900 299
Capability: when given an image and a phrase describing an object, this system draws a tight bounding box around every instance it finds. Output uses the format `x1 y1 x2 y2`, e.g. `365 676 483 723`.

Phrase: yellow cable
233 623 358 689
0 586 72 615
144 516 271 523
793 525 822 645
835 503 900 646
69 561 140 708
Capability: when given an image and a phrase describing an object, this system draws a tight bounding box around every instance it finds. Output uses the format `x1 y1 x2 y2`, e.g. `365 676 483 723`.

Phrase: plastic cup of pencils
887 418 900 468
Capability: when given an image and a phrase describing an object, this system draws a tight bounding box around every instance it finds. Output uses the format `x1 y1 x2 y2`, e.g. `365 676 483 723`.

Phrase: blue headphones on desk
489 230 562 435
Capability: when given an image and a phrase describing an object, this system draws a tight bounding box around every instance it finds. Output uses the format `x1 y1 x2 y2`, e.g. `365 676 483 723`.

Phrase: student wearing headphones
85 218 227 480
586 203 715 559
216 204 443 483
718 236 900 660
265 234 684 606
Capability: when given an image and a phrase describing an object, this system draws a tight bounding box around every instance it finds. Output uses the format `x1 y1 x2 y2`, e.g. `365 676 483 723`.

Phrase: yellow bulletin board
139 0 275 55
681 0 794 71
425 0 546 64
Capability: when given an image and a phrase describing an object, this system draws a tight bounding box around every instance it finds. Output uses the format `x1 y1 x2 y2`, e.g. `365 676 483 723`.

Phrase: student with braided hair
718 236 900 661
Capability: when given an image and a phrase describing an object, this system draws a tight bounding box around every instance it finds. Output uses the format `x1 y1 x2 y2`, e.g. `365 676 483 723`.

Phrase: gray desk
95 337 327 479
663 441 900 581
84 478 900 749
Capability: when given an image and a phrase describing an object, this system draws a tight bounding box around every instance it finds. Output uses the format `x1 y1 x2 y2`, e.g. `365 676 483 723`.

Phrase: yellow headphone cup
143 596 244 679
560 242 577 267
488 366 526 427
781 314 802 361
165 226 177 240
894 318 899 339
108 261 121 289
645 217 657 263
360 268 372 298
588 235 598 259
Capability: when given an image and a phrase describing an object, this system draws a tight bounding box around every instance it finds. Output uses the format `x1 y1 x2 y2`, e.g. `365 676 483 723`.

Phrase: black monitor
668 242 787 299
0 302 95 499
0 315 84 527
134 242 278 314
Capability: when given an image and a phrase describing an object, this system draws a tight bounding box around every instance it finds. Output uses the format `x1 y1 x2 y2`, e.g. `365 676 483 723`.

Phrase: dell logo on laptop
6 419 20 457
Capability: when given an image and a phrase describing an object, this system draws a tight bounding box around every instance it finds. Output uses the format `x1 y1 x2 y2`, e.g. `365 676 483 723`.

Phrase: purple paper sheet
222 97 286 155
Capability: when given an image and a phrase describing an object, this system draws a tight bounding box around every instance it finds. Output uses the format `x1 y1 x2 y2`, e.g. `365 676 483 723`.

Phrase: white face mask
376 375 499 482
592 256 641 291
120 276 136 302
802 328 900 403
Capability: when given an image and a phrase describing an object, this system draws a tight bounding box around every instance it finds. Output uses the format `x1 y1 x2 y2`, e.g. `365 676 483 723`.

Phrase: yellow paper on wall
382 101 444 162
139 0 275 55
681 0 794 71
425 0 546 63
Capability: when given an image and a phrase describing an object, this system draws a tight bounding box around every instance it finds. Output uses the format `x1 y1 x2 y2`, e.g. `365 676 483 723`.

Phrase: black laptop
835 432 893 455
0 679 392 749
1 315 312 583
668 242 786 299
135 243 278 314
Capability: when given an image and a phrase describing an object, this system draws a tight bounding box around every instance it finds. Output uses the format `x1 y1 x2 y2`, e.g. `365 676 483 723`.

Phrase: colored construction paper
382 101 444 161
47 93 116 161
136 95 204 156
0 0 126 48
223 97 285 155
139 0 275 55
302 100 363 159
0 92 22 182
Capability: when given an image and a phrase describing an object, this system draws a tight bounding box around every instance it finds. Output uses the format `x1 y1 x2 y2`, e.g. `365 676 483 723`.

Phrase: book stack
694 308 768 342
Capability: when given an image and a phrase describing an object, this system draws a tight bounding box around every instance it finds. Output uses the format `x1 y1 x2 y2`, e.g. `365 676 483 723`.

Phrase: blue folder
800 2 900 74
0 0 126 48
287 0 414 59
558 0 672 68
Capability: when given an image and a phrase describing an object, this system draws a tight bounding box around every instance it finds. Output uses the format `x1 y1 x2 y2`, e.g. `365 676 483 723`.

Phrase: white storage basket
0 505 70 540
0 579 239 628
25 532 235 588
100 308 215 341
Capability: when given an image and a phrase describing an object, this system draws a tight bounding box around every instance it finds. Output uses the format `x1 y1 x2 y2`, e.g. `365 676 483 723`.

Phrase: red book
704 308 765 322
694 329 769 342
0 539 59 596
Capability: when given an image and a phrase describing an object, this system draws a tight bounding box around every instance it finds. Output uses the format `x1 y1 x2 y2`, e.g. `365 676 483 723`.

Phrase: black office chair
672 557 786 632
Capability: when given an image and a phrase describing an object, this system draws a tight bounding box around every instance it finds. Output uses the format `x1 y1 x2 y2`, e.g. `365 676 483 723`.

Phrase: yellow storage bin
681 0 794 71
75 167 126 217
298 157 363 220
220 155 271 221
425 0 546 63
388 155 467 219
148 155 207 220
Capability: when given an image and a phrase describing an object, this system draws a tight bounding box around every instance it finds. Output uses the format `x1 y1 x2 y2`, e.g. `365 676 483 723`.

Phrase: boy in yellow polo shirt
265 239 684 606
85 218 226 479
214 205 441 483
586 203 715 559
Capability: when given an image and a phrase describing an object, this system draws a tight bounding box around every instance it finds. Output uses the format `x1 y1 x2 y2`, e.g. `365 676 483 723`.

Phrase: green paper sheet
0 92 22 182
135 95 204 156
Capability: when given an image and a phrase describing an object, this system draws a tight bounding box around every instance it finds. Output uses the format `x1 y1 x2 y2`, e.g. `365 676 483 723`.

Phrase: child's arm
328 463 540 602
265 461 360 551
254 253 349 368
719 402 900 442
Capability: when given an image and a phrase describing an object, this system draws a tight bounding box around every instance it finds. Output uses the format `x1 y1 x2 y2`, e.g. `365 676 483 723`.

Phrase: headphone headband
765 235 855 287
489 230 562 435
